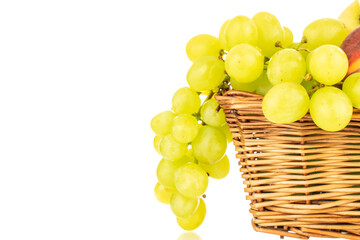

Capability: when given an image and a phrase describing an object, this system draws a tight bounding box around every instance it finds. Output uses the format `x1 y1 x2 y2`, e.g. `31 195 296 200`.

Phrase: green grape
199 155 230 179
154 182 174 204
159 134 188 161
219 19 230 51
192 126 227 164
157 156 192 189
170 192 199 219
219 124 232 143
252 12 284 57
175 162 209 198
310 87 353 131
186 34 221 62
153 135 163 155
224 15 258 49
267 49 306 85
172 87 201 115
343 72 360 109
302 18 348 50
151 111 176 136
171 114 200 143
225 43 264 83
230 77 259 92
176 198 206 231
283 26 293 48
200 98 226 127
187 56 225 92
262 82 309 124
255 70 273 95
308 45 348 85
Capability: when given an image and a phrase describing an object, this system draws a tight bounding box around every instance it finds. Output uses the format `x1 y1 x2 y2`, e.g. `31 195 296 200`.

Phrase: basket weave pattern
215 90 360 240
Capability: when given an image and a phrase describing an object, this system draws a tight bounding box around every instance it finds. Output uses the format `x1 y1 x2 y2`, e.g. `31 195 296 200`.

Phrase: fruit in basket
338 0 360 33
267 48 306 85
200 98 226 127
302 18 348 50
309 87 353 131
224 15 258 49
343 72 360 109
341 26 360 76
225 43 264 83
307 45 349 85
152 4 360 232
262 82 309 124
252 12 284 57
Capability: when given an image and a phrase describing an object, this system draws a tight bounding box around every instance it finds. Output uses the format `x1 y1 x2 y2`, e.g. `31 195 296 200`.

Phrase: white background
0 0 354 239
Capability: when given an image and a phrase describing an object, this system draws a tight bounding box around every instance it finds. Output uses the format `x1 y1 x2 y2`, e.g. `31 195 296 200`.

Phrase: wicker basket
215 90 360 240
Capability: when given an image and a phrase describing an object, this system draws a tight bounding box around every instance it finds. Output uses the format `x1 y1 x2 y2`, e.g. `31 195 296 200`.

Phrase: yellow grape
150 111 175 136
224 15 258 49
219 124 232 143
172 87 201 115
153 135 163 155
343 72 360 109
156 156 192 189
199 155 230 179
159 134 188 161
283 26 293 47
255 70 273 95
170 192 199 218
171 114 200 144
219 19 230 50
230 77 259 93
302 18 348 50
200 98 226 127
175 162 208 198
225 43 264 83
252 12 284 57
187 56 225 92
267 49 306 85
192 126 227 164
186 34 221 62
176 198 206 231
310 87 353 131
154 182 174 204
308 45 348 85
262 82 309 124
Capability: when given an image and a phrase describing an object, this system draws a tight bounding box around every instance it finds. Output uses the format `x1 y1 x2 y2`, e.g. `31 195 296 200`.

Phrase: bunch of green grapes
151 11 360 232
151 33 233 230
220 13 356 132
